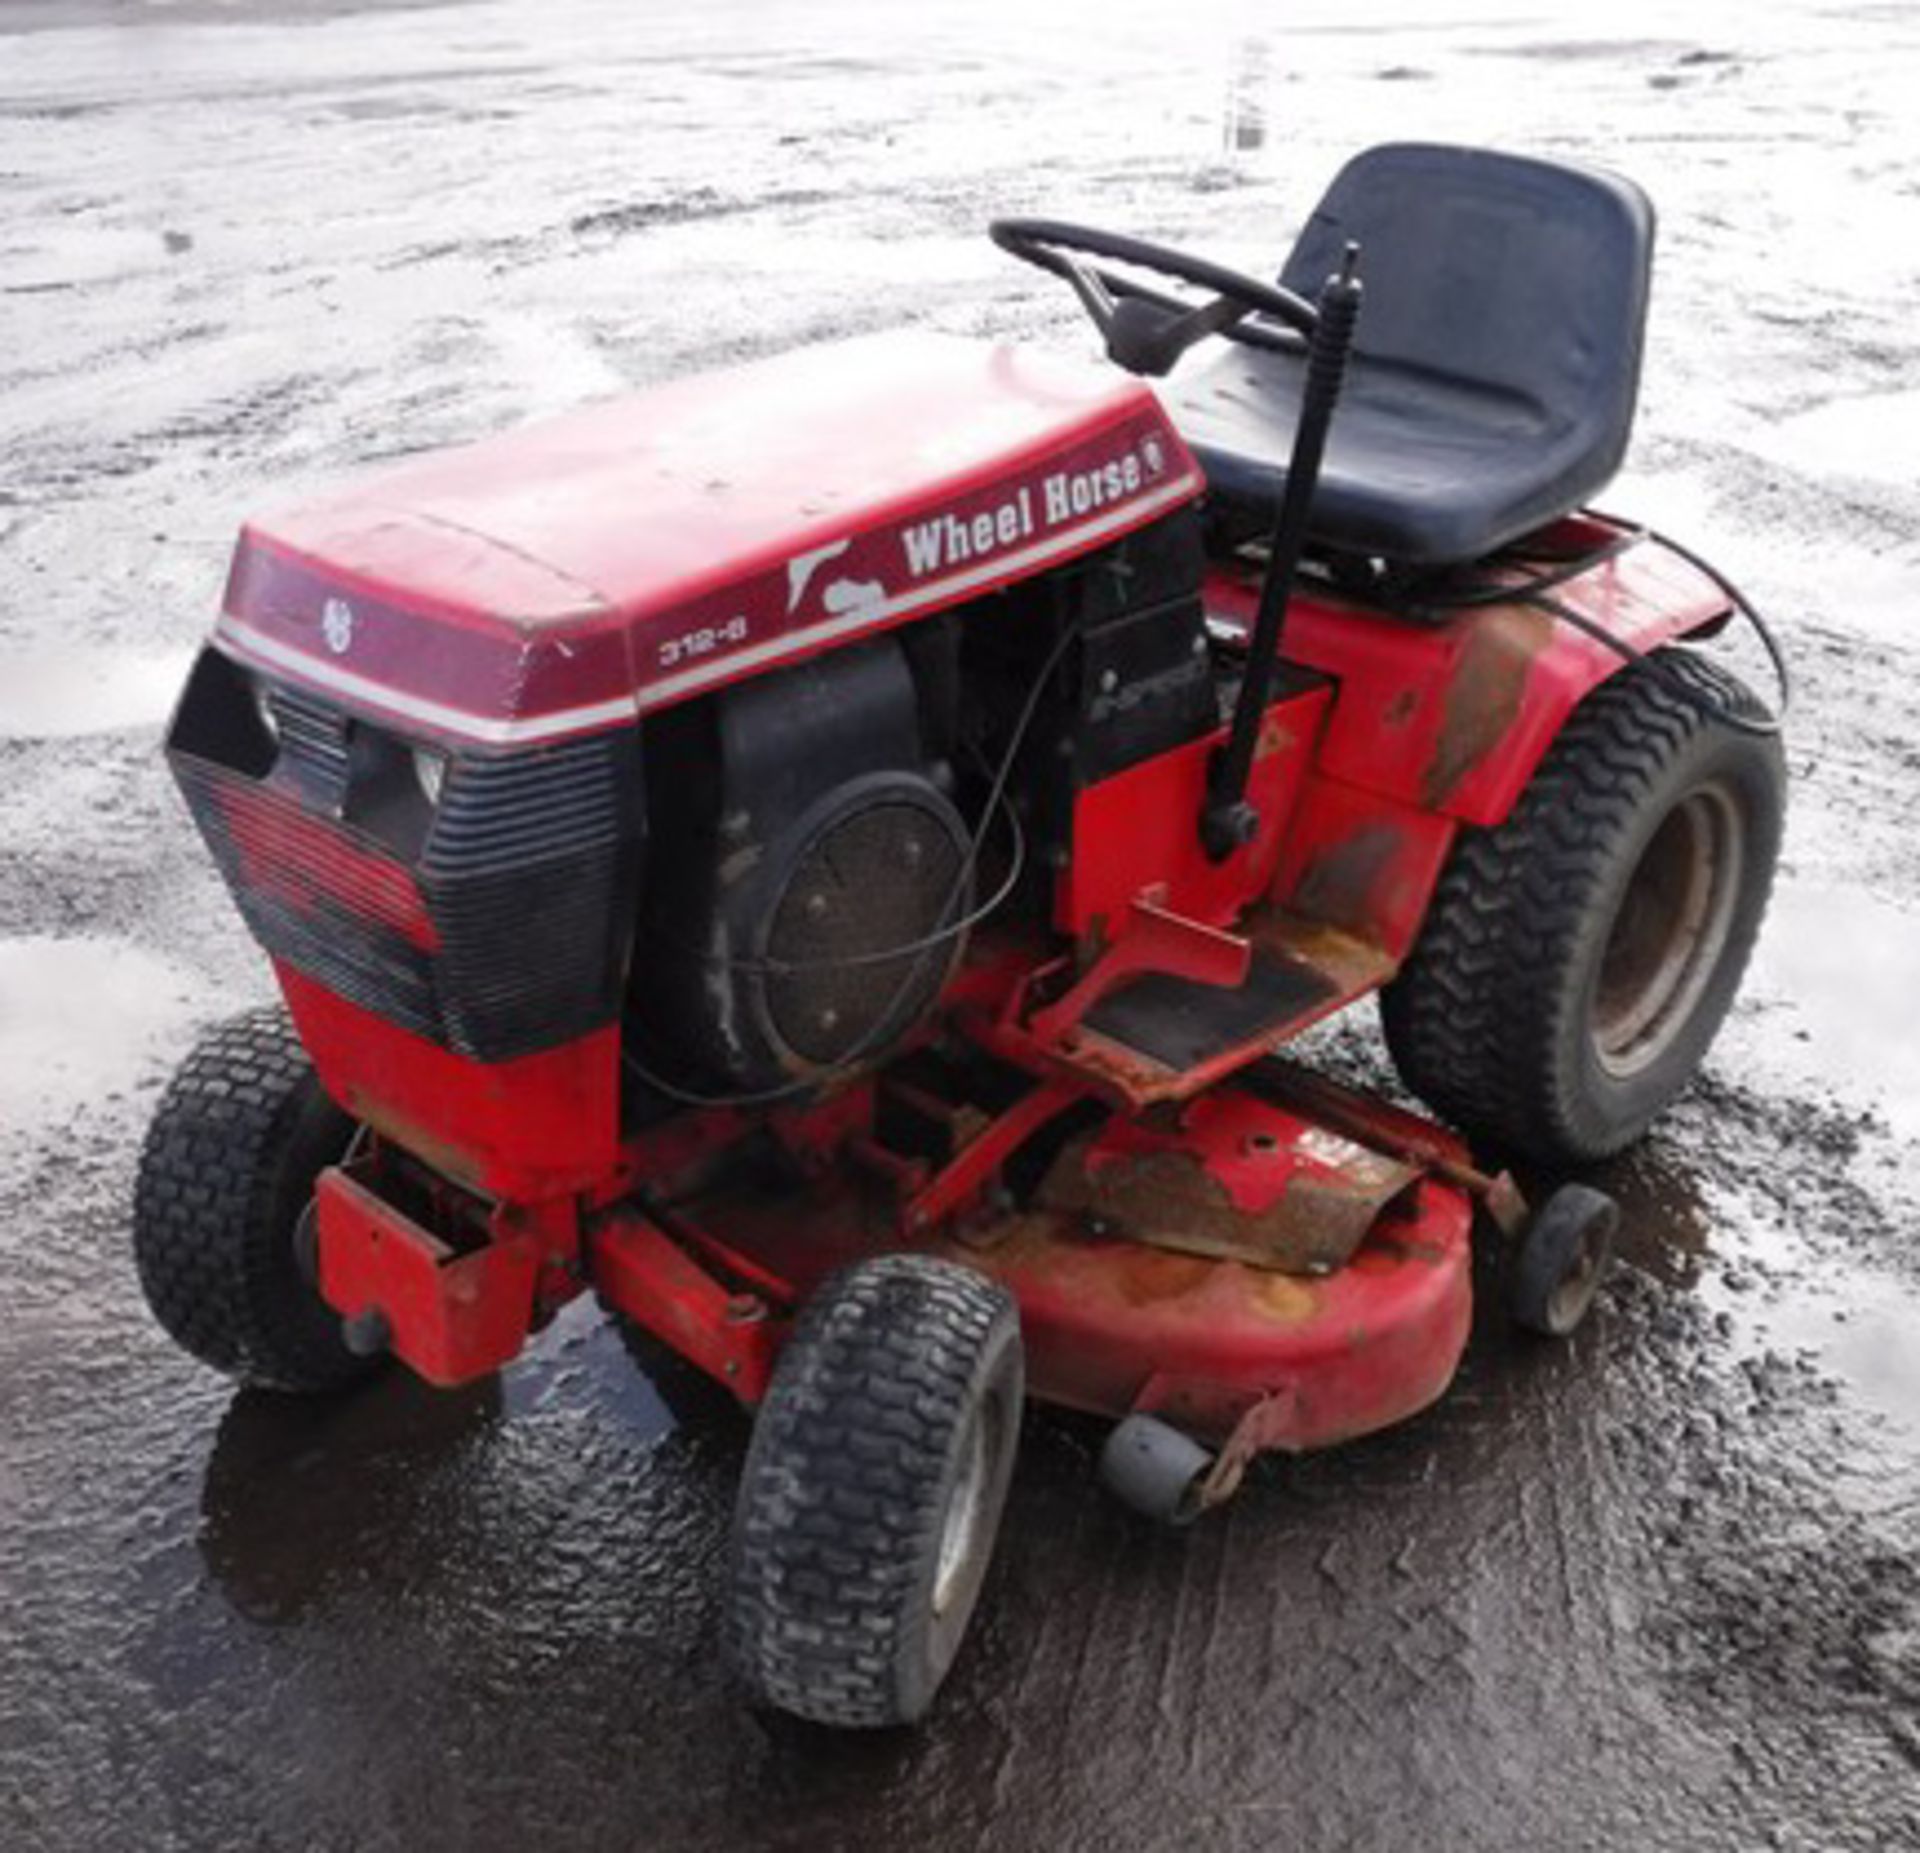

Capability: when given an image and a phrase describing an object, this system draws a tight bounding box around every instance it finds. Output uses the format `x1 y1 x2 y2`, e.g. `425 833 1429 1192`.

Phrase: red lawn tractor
135 144 1785 1727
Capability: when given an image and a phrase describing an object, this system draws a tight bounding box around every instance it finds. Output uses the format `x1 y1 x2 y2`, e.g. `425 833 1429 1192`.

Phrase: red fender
1206 512 1734 829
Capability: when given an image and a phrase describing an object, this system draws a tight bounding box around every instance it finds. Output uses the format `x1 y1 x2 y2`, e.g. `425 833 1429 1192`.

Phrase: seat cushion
1170 342 1602 564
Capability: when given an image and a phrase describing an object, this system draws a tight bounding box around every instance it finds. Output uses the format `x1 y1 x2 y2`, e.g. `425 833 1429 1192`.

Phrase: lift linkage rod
1202 242 1363 860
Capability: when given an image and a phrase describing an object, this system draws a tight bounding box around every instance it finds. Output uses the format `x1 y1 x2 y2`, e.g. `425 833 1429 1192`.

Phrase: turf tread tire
133 1006 378 1393
1380 652 1784 1164
728 1253 1022 1728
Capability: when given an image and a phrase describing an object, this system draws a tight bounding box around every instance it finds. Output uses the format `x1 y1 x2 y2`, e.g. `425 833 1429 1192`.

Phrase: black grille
267 686 351 803
174 756 445 1041
423 738 642 1059
168 648 643 1064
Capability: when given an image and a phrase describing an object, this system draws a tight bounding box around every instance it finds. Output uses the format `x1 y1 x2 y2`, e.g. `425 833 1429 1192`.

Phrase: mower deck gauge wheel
1099 1414 1214 1525
1509 1183 1620 1337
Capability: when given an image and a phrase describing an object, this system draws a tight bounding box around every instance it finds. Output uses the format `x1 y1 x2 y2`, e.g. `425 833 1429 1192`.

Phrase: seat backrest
1280 143 1655 450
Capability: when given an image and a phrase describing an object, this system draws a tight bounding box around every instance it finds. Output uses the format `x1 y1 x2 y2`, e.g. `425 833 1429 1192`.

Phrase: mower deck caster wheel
728 1253 1022 1729
1510 1183 1620 1337
1100 1414 1212 1525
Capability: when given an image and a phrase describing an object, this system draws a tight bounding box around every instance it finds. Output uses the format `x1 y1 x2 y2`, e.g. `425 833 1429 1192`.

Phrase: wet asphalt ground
3 1 1919 1847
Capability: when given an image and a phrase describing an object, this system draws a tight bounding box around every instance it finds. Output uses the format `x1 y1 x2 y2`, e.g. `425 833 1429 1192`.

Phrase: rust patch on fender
1422 604 1554 809
1290 822 1404 936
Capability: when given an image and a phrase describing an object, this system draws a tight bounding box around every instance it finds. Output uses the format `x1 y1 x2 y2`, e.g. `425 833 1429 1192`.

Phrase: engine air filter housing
760 777 969 1069
631 638 969 1095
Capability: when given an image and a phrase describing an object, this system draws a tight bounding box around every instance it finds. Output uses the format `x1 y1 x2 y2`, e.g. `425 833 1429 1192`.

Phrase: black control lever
1201 242 1363 861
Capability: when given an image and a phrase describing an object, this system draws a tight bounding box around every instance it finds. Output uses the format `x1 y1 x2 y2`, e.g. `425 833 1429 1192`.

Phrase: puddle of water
199 1371 506 1626
1652 873 1920 1472
1704 1238 1920 1470
1748 881 1920 1141
498 1291 678 1436
0 648 194 740
0 937 204 1133
1604 463 1721 541
1770 1290 1920 1449
1806 547 1920 649
1755 387 1920 490
1683 1163 1920 1479
3 224 168 291
480 309 630 419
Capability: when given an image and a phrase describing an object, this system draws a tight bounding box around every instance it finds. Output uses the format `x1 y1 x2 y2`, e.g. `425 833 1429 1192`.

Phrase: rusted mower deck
640 1117 1474 1457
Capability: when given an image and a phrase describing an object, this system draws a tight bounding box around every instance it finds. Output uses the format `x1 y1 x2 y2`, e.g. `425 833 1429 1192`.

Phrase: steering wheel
989 219 1319 378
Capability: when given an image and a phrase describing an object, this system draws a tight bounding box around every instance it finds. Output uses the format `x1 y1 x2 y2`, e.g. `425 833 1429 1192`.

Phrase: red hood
213 330 1201 747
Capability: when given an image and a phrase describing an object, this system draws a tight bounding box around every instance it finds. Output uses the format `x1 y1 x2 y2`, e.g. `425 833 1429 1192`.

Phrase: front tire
728 1254 1023 1728
1382 652 1785 1165
133 1006 379 1394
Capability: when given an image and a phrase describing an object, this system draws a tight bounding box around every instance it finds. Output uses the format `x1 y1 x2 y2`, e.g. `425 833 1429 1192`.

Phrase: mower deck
628 1152 1474 1454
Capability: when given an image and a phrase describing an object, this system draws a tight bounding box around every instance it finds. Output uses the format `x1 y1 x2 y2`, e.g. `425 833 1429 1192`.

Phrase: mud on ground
2 3 1917 1848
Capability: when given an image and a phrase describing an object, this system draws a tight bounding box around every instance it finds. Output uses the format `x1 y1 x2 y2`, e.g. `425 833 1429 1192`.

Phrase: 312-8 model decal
657 615 751 670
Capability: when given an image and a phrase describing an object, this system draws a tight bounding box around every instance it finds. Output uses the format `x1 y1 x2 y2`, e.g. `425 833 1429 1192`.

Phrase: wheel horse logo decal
786 537 886 620
320 596 356 656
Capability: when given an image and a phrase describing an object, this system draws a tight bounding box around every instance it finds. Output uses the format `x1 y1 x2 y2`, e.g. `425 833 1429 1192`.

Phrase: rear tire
728 1253 1022 1728
1381 653 1784 1164
133 1006 378 1394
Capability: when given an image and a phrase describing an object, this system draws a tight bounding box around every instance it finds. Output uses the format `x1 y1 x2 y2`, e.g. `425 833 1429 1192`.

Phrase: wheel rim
933 1394 997 1618
1591 781 1745 1078
1547 1220 1607 1332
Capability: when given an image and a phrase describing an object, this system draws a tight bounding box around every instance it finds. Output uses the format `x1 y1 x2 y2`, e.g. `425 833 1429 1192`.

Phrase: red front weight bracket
315 1165 544 1386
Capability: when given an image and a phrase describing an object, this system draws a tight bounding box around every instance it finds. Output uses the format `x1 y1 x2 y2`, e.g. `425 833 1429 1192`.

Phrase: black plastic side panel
423 736 643 1059
956 508 1214 899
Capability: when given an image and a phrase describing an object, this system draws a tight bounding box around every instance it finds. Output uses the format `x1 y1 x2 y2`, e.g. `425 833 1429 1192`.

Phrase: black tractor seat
1168 143 1656 567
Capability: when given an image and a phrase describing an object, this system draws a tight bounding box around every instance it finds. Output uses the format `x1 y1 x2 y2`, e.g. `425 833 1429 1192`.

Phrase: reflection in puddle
497 1291 692 1439
1722 876 1920 1465
200 1372 504 1624
1601 1140 1717 1292
1749 882 1920 1139
0 648 193 739
197 1300 733 1626
0 936 203 1131
1710 1245 1920 1474
1615 1074 1920 1473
